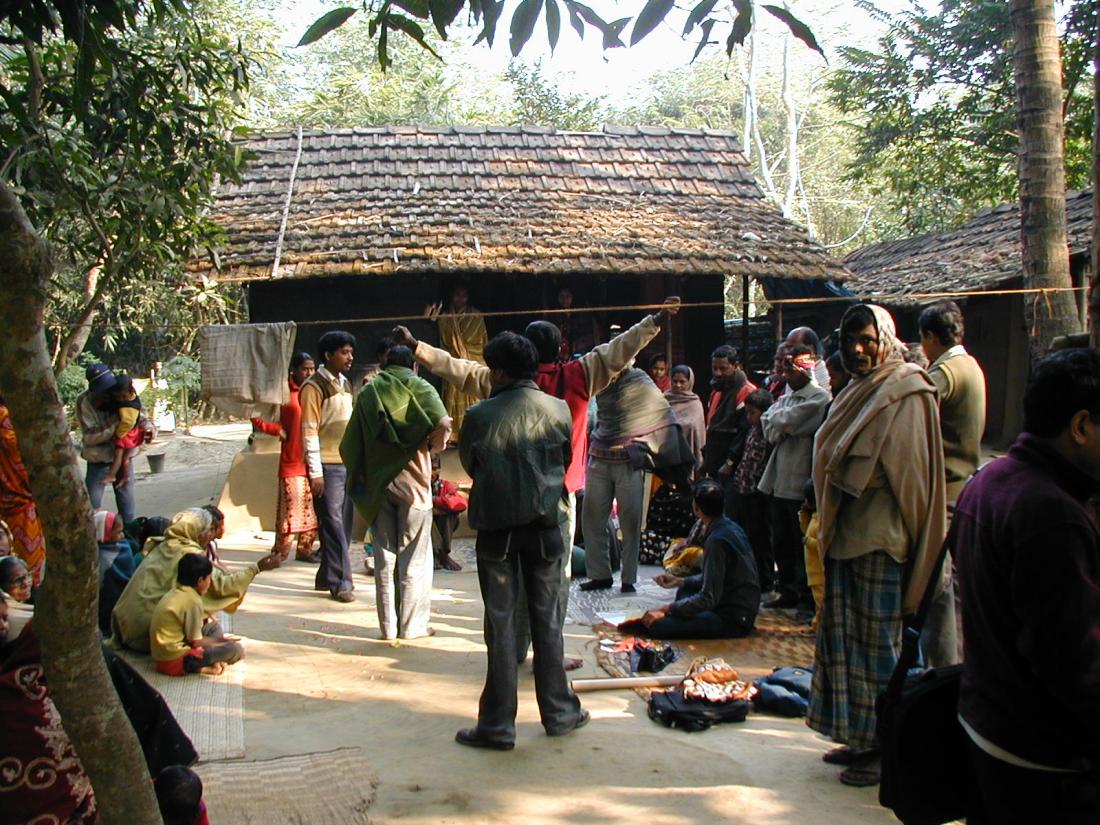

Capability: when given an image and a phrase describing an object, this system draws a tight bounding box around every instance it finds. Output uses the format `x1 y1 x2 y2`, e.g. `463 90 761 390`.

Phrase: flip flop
822 746 856 765
839 766 880 787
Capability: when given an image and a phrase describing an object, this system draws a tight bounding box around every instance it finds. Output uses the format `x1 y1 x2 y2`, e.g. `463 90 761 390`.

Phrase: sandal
839 766 881 787
822 746 857 765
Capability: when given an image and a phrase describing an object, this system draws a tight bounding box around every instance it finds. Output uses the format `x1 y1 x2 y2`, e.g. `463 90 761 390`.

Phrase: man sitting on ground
640 479 761 639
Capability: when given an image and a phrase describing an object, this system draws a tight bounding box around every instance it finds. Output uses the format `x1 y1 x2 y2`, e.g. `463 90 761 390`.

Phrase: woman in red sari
250 352 319 561
0 400 46 584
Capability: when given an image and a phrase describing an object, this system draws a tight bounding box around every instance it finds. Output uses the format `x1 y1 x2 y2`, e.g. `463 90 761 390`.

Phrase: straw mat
195 748 378 825
118 613 245 761
594 609 815 699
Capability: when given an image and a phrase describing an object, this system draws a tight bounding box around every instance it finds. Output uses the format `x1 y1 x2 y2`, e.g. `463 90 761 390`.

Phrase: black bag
877 523 973 825
630 640 678 674
648 688 750 732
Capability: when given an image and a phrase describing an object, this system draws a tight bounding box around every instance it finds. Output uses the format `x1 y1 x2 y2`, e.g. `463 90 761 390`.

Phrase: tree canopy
828 0 1094 237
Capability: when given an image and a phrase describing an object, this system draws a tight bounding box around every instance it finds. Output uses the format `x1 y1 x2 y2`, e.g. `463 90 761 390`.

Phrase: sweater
300 366 353 476
251 378 308 478
928 345 987 499
955 434 1100 770
670 516 760 632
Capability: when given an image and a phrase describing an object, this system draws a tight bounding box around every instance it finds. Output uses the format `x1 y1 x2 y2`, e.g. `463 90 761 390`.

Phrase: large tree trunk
1090 4 1100 349
1010 0 1078 359
0 181 164 824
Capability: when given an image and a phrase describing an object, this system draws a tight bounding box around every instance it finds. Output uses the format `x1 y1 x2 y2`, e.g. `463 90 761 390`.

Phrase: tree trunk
1010 0 1078 359
1090 2 1100 349
53 262 106 374
0 181 164 825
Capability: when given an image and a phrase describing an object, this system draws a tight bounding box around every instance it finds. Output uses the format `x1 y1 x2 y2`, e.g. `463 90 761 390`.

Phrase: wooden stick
571 674 683 693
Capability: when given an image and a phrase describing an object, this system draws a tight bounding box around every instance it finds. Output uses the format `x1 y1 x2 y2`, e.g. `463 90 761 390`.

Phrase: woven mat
594 610 815 699
195 748 378 825
118 613 245 762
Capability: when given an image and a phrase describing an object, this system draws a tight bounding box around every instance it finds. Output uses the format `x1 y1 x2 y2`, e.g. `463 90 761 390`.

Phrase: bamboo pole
571 674 683 693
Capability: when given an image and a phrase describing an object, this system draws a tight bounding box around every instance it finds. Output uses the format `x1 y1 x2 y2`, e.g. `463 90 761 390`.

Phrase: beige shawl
813 305 946 613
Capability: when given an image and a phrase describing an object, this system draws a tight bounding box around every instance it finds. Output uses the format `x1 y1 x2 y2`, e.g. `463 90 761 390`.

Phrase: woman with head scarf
665 365 706 479
95 510 127 583
808 304 946 787
109 508 281 652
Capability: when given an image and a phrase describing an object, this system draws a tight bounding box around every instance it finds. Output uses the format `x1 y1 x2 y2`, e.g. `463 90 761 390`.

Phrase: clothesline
51 284 1090 329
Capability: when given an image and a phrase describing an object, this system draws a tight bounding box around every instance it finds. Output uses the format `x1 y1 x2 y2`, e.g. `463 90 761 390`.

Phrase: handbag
432 480 467 513
876 522 972 825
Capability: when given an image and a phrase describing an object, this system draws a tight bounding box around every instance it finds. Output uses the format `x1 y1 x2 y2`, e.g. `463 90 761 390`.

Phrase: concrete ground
126 424 897 825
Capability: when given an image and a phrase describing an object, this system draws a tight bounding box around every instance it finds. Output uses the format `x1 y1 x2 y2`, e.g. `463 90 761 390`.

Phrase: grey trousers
581 458 644 585
474 522 584 744
314 463 354 595
372 496 434 640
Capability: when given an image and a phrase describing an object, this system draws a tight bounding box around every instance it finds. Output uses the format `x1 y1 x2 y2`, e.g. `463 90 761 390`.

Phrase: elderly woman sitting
110 508 281 652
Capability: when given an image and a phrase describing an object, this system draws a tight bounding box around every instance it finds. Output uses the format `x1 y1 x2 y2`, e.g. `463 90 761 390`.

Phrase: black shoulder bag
876 521 973 825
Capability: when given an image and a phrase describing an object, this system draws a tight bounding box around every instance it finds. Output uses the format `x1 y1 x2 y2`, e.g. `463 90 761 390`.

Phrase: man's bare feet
438 554 462 571
198 662 226 676
563 656 583 671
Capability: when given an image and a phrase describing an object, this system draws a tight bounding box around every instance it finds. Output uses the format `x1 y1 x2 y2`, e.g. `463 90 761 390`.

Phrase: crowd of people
2 288 1098 824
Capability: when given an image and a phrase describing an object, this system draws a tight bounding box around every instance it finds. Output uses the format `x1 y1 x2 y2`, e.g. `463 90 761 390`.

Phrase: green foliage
1 4 255 364
504 61 605 130
828 0 1094 237
296 0 824 68
56 352 99 409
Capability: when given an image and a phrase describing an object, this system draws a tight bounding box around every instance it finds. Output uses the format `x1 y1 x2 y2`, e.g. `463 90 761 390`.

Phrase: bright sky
274 0 916 106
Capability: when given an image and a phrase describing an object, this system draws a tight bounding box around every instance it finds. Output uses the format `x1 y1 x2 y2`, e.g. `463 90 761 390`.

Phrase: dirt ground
122 424 897 825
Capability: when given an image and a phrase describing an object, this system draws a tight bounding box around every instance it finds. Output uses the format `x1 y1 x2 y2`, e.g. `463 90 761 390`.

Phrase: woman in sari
0 400 45 584
110 508 281 652
664 365 706 479
430 282 487 444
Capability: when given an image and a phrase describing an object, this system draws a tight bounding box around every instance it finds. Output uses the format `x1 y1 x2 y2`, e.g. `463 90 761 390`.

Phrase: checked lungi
807 550 905 753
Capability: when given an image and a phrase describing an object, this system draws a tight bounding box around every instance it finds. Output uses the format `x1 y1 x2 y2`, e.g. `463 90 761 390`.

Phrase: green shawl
341 366 447 525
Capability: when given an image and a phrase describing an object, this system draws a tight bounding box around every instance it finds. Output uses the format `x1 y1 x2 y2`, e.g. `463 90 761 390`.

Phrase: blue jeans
313 464 354 595
645 580 751 639
85 461 135 524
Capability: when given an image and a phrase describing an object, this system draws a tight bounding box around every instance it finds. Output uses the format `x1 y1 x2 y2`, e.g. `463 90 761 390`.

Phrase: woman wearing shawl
808 304 946 787
94 510 127 583
580 366 693 594
341 346 450 640
110 508 281 652
0 399 46 585
429 282 487 444
665 365 706 478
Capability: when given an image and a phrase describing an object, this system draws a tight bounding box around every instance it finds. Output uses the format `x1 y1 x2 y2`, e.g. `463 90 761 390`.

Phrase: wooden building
188 125 847 384
843 189 1093 445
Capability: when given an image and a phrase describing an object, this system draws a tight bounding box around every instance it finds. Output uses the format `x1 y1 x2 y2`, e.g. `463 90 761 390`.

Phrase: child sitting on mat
149 554 244 677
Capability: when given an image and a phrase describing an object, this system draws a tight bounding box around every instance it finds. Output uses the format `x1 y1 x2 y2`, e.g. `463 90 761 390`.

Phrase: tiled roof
187 125 847 282
844 189 1093 303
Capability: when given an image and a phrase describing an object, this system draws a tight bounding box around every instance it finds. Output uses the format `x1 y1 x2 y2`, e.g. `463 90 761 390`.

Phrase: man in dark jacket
704 345 757 520
455 332 587 750
955 349 1100 823
641 479 760 638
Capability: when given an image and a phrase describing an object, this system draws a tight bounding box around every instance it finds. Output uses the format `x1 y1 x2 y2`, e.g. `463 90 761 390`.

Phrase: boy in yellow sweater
150 554 244 676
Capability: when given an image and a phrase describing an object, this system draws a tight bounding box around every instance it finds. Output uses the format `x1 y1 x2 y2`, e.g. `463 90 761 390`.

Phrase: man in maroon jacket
954 348 1100 823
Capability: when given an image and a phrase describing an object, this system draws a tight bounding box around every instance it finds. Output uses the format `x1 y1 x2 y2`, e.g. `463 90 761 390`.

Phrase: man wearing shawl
341 346 450 640
110 509 281 652
580 366 694 594
808 304 946 787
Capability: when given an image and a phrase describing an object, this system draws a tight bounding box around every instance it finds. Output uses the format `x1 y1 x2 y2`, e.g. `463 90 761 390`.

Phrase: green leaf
510 0 544 56
631 0 674 46
429 0 463 38
691 17 717 62
762 4 826 59
564 1 585 38
603 16 631 49
473 0 505 47
545 0 561 51
725 0 753 54
384 13 442 58
378 22 392 69
682 0 718 36
392 0 431 18
297 7 358 47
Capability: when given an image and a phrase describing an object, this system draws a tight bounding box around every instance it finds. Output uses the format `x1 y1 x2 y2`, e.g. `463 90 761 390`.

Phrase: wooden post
741 274 750 363
776 304 784 343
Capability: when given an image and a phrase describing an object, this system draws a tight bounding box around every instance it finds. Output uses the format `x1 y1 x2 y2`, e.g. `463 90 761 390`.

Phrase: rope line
49 285 1090 330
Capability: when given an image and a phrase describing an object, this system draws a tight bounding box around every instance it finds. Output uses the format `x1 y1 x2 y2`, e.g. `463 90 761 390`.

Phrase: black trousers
739 491 773 591
768 495 809 604
474 522 583 744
